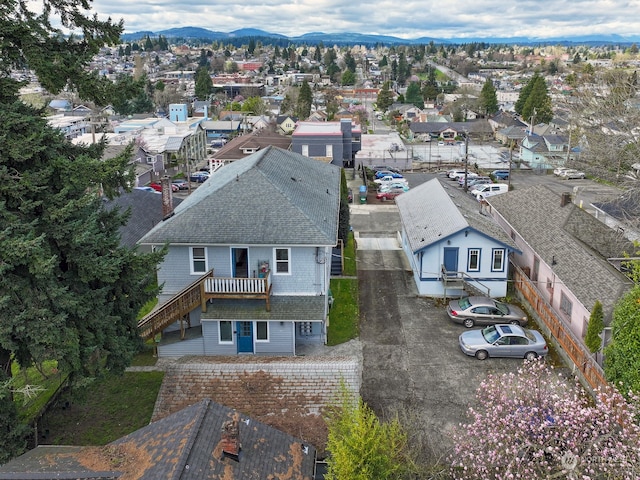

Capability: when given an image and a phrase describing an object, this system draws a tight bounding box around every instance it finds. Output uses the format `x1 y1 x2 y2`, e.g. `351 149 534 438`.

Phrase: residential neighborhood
4 20 640 478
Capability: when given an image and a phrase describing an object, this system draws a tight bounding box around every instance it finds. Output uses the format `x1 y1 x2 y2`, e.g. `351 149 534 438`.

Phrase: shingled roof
488 185 633 318
395 178 517 253
0 399 316 480
138 146 341 246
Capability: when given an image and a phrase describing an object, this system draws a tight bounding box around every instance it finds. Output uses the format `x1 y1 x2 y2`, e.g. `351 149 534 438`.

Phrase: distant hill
120 26 640 46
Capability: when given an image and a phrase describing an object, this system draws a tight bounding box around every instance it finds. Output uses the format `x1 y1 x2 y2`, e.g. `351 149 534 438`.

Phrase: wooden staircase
441 265 490 299
137 269 272 341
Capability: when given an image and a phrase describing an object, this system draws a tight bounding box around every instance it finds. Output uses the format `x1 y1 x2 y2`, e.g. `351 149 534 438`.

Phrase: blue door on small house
443 247 459 276
237 321 253 353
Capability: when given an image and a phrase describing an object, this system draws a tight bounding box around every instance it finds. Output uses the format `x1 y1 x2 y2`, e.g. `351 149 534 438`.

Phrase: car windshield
494 300 509 315
481 326 500 343
458 298 471 309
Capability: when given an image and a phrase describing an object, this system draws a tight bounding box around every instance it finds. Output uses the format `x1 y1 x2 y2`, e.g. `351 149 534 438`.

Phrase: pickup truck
374 175 408 187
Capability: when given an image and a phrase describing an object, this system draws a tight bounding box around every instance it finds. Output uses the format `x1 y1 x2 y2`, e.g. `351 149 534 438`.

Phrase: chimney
560 192 571 207
221 417 241 461
160 175 174 219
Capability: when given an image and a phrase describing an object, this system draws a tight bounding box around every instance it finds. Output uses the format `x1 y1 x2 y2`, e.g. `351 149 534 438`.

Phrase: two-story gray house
137 146 341 357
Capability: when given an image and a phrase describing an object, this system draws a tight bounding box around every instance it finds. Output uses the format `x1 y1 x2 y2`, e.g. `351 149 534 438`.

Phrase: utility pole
464 133 469 192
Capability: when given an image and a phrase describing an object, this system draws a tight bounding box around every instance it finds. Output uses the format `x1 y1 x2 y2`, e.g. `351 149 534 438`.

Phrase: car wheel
475 350 488 360
525 351 538 361
509 320 521 326
463 318 474 328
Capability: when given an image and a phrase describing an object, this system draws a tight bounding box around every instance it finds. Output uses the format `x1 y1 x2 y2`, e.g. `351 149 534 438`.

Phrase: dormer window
241 147 259 154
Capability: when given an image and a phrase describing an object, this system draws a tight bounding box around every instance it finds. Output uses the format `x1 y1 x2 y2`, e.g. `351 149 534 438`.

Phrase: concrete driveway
351 201 525 459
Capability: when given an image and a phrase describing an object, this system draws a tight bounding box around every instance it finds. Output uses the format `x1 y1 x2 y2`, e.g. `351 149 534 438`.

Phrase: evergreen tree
0 0 165 460
479 78 499 115
379 55 388 68
247 38 255 55
195 66 212 100
344 51 356 73
144 35 153 51
296 80 312 119
405 82 423 108
585 301 604 354
341 70 356 86
522 75 553 124
515 73 541 117
397 52 409 86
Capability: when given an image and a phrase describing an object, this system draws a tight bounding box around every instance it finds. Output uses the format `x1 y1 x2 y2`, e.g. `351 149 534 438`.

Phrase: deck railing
137 269 272 340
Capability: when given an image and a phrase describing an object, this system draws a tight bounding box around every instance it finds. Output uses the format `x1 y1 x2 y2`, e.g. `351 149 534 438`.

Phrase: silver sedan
459 324 548 360
447 296 528 328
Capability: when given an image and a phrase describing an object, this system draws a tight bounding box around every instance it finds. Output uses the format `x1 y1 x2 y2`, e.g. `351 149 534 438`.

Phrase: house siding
402 229 509 298
158 336 205 357
157 245 330 303
200 320 294 356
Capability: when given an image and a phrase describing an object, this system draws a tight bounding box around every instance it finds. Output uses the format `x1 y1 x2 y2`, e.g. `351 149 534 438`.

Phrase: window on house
546 278 554 293
190 247 207 274
492 249 505 271
274 248 290 274
467 249 480 271
560 292 573 318
219 321 233 343
299 322 313 336
256 321 268 341
326 144 333 157
302 145 309 156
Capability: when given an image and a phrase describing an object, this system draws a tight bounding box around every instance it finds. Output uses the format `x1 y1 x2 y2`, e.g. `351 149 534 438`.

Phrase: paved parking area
351 201 525 459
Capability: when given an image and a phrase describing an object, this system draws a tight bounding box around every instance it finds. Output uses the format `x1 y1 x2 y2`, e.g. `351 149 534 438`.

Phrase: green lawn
39 370 164 445
343 232 357 276
328 278 359 345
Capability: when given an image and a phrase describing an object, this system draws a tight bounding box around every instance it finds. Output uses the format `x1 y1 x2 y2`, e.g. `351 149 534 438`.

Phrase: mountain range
121 26 640 46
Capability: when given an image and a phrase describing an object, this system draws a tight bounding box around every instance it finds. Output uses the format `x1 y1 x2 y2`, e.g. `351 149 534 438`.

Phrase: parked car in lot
466 177 493 188
456 173 483 186
447 296 528 328
171 179 189 190
559 169 585 179
446 169 467 180
133 186 160 193
371 165 402 174
374 170 404 179
374 175 408 187
189 171 210 183
459 324 548 360
553 167 570 176
150 182 179 192
376 184 409 201
471 183 509 200
491 170 510 180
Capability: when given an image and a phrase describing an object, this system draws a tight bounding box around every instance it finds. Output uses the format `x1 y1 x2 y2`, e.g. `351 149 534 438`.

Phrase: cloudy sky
85 0 639 40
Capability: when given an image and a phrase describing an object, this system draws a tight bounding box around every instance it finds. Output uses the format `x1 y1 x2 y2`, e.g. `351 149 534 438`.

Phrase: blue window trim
491 248 506 272
467 248 481 272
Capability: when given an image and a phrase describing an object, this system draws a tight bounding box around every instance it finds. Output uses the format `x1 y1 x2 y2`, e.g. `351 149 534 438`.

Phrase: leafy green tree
514 73 538 116
241 96 267 115
604 285 640 395
341 69 356 86
376 81 394 112
325 384 411 480
585 301 604 354
0 0 166 461
479 78 499 115
195 66 212 100
296 80 312 119
405 81 423 108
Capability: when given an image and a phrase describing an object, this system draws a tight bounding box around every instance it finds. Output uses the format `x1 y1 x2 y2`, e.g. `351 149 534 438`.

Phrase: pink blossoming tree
450 360 640 479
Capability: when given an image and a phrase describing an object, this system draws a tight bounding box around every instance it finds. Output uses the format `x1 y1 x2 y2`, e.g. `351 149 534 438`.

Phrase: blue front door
443 247 459 275
237 321 253 353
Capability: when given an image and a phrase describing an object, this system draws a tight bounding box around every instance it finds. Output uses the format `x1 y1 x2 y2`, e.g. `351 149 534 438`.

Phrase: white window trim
218 321 233 344
255 321 269 342
190 246 208 275
467 248 481 272
273 247 291 275
491 249 505 272
301 144 309 156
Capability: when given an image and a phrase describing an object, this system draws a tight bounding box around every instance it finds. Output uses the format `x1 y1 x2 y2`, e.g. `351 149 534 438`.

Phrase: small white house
395 178 519 298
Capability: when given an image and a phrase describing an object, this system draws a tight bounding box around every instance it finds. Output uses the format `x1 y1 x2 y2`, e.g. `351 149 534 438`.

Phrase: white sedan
559 169 585 179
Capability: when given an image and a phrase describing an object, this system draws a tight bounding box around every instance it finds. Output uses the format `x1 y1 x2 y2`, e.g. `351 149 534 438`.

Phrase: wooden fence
513 264 609 393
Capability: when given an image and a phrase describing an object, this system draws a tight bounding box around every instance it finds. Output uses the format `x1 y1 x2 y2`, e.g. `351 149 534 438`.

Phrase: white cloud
86 0 640 40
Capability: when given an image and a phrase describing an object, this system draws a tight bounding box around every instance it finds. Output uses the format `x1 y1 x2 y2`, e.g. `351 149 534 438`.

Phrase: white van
471 183 509 200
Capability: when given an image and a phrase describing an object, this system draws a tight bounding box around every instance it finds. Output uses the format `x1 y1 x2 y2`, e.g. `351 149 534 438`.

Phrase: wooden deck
137 269 272 341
